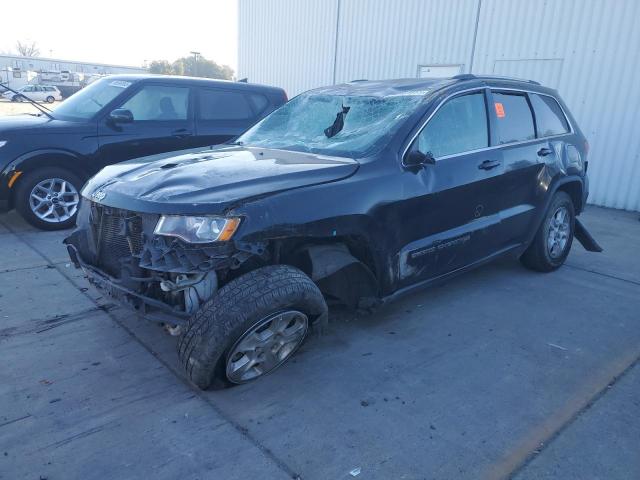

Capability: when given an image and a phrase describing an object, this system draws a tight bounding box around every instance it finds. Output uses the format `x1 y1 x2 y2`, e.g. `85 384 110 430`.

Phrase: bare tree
16 40 40 57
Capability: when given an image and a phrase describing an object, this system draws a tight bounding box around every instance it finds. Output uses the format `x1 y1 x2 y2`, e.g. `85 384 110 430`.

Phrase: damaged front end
64 200 263 325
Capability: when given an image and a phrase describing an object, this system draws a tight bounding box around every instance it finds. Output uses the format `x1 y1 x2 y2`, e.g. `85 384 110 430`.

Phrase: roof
104 74 285 94
309 74 555 98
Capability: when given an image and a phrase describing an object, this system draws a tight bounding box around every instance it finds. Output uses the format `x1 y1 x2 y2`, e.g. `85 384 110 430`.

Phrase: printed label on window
109 80 131 89
495 102 505 118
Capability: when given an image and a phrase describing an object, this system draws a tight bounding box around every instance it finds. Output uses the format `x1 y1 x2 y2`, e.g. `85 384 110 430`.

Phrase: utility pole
190 51 201 77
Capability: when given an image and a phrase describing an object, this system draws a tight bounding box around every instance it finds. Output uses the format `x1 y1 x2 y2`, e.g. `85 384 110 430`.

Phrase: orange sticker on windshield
495 102 505 118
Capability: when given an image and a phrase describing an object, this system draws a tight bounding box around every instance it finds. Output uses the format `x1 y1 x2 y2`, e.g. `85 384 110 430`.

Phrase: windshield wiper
324 105 350 138
0 83 54 119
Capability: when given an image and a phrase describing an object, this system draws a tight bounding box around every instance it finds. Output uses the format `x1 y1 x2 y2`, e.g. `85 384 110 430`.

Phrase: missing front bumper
66 244 191 325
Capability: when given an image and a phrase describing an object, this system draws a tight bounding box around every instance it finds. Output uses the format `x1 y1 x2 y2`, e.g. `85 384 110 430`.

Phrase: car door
489 90 566 248
95 83 195 169
21 85 36 101
395 89 506 287
192 88 262 148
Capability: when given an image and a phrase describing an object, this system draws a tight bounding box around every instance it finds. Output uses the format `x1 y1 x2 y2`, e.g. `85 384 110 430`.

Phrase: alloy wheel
226 310 308 383
547 206 570 258
29 177 80 223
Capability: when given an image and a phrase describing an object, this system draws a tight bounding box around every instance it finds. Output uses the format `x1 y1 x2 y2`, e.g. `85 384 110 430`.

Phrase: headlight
0 140 7 148
154 215 241 243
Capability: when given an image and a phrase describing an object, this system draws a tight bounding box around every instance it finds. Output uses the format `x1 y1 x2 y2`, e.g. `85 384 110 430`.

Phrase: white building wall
238 0 640 211
238 0 339 96
334 0 478 83
472 0 640 211
0 55 146 75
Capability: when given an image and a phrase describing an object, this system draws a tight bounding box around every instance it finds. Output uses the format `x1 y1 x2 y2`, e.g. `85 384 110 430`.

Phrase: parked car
64 75 602 390
2 85 62 103
0 75 287 229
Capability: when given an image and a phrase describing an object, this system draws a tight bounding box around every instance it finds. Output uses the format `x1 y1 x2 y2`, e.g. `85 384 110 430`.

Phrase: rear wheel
15 167 83 230
520 191 575 272
178 265 328 390
46 96 55 103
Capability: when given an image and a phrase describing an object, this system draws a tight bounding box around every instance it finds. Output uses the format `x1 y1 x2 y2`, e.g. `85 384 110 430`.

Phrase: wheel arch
8 150 88 208
272 236 381 309
555 178 584 213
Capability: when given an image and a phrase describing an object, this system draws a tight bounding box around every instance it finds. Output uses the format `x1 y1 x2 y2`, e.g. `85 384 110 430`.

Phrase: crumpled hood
83 146 359 215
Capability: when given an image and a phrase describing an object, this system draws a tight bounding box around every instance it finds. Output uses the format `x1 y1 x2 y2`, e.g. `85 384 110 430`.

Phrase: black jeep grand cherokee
65 75 601 390
0 75 286 229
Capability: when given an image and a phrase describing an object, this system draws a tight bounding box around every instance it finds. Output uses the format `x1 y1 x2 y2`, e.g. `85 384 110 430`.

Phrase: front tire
14 167 83 230
178 265 328 390
520 191 575 272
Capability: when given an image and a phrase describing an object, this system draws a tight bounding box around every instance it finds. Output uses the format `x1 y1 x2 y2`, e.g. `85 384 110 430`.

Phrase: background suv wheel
14 166 83 230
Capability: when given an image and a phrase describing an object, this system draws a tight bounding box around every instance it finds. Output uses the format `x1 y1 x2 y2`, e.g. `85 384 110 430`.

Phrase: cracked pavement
1 206 639 479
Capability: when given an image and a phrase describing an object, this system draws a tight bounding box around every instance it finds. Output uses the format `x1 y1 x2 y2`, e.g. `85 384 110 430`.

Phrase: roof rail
349 79 368 83
452 73 541 85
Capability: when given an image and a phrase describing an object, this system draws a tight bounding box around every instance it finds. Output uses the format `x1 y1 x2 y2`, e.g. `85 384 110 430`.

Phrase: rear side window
418 92 488 158
198 89 254 120
248 93 269 114
493 92 535 144
530 94 570 137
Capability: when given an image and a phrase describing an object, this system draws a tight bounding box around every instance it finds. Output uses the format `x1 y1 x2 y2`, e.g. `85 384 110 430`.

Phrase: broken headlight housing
154 215 241 243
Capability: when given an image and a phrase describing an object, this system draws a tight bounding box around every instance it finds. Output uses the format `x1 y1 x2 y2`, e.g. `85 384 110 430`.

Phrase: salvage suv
65 75 601 389
0 75 286 229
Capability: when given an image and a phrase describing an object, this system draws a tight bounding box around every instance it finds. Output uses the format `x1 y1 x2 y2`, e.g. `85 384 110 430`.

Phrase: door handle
172 129 193 139
537 147 553 157
478 159 501 170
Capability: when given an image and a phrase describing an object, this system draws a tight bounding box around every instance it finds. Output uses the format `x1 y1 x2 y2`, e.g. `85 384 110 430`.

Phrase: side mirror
404 150 435 168
109 108 133 124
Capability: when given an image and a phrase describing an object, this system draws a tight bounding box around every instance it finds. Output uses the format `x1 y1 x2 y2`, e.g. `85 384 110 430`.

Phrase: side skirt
383 244 522 304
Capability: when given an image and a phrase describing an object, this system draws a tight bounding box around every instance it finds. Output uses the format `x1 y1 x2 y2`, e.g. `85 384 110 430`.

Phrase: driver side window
119 85 189 121
417 92 488 158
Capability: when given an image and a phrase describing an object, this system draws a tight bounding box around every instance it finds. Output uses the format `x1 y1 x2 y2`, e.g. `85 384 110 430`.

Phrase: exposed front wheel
520 191 575 272
178 265 328 390
14 167 83 230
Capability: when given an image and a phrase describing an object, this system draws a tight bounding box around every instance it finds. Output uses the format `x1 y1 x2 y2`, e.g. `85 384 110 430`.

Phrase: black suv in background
66 75 602 389
0 75 287 229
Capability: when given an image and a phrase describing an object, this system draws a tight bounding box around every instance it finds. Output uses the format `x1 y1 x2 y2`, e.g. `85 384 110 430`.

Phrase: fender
524 175 601 252
0 148 88 210
3 148 86 176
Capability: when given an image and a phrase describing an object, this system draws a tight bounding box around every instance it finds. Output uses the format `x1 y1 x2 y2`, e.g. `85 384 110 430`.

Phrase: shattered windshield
237 92 423 157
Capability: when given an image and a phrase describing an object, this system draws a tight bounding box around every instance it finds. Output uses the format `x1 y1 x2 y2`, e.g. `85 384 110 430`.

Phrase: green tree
147 55 234 80
148 60 173 75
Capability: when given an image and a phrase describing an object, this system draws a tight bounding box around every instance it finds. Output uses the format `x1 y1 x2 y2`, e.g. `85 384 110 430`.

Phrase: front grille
90 203 146 277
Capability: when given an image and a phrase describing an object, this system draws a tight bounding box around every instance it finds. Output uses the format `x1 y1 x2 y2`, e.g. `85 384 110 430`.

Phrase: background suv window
530 94 570 137
418 92 488 158
120 85 189 121
493 92 535 144
198 89 254 120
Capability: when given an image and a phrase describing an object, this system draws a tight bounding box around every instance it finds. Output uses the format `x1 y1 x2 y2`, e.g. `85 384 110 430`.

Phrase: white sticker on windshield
109 80 131 89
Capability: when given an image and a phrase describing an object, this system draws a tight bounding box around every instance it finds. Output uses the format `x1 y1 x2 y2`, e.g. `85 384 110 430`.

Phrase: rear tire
14 167 83 230
520 191 575 272
46 96 55 103
178 265 328 390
